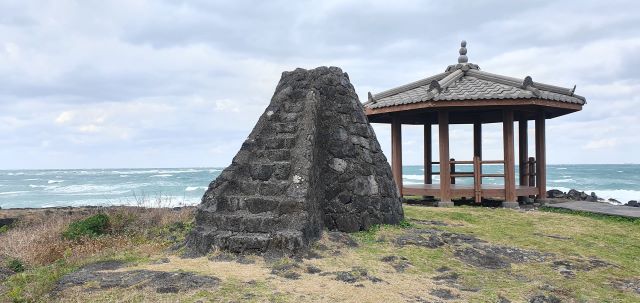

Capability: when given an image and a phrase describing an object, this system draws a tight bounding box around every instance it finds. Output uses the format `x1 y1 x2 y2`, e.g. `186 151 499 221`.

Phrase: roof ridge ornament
446 40 479 72
429 80 442 92
458 40 468 63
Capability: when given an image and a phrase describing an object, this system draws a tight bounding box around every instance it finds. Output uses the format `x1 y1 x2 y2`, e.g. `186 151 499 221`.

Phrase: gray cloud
0 0 639 169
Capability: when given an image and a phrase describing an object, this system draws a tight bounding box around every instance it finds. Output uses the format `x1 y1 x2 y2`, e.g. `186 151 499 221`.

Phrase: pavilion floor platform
403 184 539 199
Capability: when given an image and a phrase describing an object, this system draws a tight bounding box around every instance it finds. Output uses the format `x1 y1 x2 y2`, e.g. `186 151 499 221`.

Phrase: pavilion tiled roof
364 41 586 109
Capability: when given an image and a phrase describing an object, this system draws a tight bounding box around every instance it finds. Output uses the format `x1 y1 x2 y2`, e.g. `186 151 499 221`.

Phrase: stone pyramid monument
186 66 403 255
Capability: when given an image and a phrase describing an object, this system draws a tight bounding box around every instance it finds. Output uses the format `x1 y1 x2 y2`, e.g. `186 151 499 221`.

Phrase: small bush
398 219 414 228
7 258 25 273
0 225 9 233
62 213 110 240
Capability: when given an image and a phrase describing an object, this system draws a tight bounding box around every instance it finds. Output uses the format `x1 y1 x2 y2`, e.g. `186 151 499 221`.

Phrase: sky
1 0 639 169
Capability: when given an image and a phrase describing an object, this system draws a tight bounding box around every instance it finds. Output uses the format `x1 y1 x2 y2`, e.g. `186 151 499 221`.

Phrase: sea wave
185 186 207 192
0 190 29 195
150 174 172 177
112 169 205 175
29 184 49 188
48 180 64 184
552 178 575 183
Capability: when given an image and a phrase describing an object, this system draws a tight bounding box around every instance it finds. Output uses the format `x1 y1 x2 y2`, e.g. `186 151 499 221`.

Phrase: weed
62 213 110 240
7 258 25 273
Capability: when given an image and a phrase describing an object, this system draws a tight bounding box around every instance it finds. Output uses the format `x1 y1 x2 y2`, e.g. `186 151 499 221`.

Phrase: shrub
7 258 25 273
62 213 110 240
0 225 9 233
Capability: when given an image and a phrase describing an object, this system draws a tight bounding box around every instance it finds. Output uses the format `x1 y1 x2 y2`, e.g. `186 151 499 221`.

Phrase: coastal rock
186 66 403 255
586 192 599 202
625 200 639 207
608 198 621 204
546 189 566 199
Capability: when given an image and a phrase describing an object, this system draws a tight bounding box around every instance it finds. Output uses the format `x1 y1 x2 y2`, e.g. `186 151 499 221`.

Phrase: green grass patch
539 206 640 224
62 213 110 240
6 258 25 273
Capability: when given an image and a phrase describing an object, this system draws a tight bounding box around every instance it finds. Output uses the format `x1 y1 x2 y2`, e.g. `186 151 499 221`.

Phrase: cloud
0 0 639 168
584 138 618 150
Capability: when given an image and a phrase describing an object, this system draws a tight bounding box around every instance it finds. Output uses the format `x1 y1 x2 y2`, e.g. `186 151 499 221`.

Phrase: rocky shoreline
546 189 639 207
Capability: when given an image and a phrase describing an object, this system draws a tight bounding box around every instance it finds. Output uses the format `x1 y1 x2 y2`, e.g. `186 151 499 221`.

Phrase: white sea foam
23 178 39 181
556 167 567 170
150 174 172 177
553 178 575 183
112 169 160 175
551 187 640 204
185 186 207 191
0 191 29 195
48 180 64 184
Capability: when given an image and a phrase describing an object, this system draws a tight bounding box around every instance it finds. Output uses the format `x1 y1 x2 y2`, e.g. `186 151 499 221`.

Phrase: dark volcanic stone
546 189 566 199
380 255 412 272
611 278 640 294
327 232 359 247
626 200 639 207
528 294 561 303
454 247 510 269
55 262 219 293
186 66 403 255
429 288 458 300
551 258 612 278
335 267 381 284
306 265 322 274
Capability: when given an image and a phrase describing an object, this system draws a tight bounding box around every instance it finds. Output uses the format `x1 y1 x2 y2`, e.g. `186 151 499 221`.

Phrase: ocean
0 165 638 209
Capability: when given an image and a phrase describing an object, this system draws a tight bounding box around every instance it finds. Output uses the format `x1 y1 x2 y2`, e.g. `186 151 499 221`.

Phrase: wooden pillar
503 109 517 206
450 158 456 184
424 124 432 185
519 118 529 187
528 157 536 187
473 121 482 184
535 111 547 199
391 115 403 197
438 111 452 206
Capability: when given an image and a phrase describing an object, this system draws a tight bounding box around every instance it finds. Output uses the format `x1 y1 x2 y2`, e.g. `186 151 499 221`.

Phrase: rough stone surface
54 261 219 294
186 67 403 255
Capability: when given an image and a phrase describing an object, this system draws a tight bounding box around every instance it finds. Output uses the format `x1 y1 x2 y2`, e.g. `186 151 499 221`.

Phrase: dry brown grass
0 206 194 267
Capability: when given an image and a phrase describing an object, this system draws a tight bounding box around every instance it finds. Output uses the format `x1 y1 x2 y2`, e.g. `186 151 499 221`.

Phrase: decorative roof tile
364 41 586 109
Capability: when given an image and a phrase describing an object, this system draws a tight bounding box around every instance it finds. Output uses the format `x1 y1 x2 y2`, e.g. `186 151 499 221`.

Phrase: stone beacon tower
186 66 404 255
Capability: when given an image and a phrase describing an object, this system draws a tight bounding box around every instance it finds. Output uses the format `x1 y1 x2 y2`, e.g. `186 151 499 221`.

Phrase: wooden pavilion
363 41 586 207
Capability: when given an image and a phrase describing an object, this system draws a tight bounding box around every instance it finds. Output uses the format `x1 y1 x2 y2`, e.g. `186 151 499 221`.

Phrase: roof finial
458 40 468 63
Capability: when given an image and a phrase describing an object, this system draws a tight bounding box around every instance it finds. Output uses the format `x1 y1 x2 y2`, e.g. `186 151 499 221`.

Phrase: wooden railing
426 156 536 202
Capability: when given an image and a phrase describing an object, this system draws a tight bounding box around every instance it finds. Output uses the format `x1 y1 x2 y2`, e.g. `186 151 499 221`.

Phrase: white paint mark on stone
292 175 303 183
266 110 274 117
368 175 379 195
329 158 347 173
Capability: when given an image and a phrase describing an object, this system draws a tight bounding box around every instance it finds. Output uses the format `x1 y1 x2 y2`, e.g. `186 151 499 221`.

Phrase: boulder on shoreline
546 189 601 203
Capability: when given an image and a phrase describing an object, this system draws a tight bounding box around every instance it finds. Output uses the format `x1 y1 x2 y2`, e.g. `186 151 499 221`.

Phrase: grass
539 205 640 224
1 205 639 302
0 206 193 302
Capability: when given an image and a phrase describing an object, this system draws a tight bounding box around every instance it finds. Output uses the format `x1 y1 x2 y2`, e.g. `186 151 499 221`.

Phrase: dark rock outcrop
547 189 601 202
626 200 639 207
546 189 565 199
186 67 403 255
